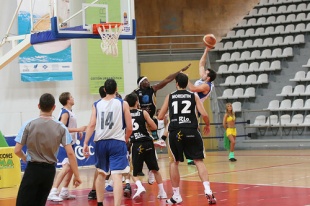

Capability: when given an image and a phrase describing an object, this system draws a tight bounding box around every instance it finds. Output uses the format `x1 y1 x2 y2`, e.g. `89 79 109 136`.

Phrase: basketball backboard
52 0 135 39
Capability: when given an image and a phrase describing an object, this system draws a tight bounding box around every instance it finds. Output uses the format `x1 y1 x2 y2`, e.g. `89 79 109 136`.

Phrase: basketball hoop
94 23 124 57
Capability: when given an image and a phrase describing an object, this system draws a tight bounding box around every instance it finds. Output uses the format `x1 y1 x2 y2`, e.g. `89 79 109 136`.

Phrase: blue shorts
95 139 130 174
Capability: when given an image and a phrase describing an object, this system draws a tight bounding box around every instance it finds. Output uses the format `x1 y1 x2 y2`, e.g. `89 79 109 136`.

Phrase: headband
138 76 148 86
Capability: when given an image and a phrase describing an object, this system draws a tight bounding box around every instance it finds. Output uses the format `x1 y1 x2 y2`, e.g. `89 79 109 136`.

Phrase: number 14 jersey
93 98 125 142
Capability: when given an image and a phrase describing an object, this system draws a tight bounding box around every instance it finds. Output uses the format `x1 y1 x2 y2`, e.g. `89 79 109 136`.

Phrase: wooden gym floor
1 149 310 206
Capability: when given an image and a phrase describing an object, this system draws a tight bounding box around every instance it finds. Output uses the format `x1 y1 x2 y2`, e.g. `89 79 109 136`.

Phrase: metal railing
137 34 206 56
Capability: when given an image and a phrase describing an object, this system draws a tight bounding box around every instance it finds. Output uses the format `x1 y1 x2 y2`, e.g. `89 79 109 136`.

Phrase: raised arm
152 63 191 92
199 48 211 78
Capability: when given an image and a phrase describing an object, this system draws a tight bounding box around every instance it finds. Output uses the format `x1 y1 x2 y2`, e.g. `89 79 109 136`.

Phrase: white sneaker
153 139 166 147
157 191 167 199
132 187 146 199
47 192 63 202
59 190 76 200
166 196 183 204
148 170 155 185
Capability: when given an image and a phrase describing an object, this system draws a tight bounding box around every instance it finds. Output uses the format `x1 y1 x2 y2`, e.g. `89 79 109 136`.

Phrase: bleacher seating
215 0 310 137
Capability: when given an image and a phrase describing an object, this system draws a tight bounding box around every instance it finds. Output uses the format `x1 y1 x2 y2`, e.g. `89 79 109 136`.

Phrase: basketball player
134 63 191 177
158 73 216 204
186 47 217 165
88 86 114 200
83 79 133 206
48 92 87 202
14 93 81 206
124 92 167 200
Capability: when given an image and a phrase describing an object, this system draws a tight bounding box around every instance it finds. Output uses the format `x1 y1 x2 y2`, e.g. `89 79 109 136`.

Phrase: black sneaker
187 160 195 165
229 158 237 162
88 190 96 200
123 183 132 198
137 171 145 176
206 193 217 204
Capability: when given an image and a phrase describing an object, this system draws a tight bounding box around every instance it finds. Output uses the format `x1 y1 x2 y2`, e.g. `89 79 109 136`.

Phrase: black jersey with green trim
168 90 198 131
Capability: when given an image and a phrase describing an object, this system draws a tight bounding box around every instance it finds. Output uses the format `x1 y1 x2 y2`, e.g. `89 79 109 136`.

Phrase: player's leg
108 139 130 205
187 129 216 204
144 141 167 199
123 146 132 198
88 169 98 199
166 130 182 204
59 170 76 199
48 161 71 201
131 142 146 199
96 170 106 204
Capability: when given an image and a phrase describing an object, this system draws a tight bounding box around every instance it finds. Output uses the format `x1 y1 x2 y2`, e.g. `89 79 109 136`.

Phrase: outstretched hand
181 63 191 72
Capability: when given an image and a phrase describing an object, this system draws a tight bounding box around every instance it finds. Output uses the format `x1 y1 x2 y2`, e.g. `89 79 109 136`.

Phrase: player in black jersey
134 63 191 177
158 73 216 205
134 63 191 118
125 93 167 200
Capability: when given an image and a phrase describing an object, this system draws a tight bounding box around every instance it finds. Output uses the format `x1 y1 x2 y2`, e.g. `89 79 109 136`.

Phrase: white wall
0 1 138 135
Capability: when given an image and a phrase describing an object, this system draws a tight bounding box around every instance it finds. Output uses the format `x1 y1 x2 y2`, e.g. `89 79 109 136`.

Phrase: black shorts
131 140 159 176
169 128 205 162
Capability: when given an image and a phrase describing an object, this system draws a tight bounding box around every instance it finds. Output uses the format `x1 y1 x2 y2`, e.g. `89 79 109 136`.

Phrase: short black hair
104 79 117 94
99 86 106 98
175 73 188 89
207 69 217 82
39 93 55 112
125 92 138 107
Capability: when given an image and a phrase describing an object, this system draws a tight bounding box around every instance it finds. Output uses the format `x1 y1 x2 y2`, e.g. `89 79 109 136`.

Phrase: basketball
203 34 217 49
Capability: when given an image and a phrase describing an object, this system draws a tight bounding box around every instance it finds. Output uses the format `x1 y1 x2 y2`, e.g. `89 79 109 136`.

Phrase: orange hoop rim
96 22 123 29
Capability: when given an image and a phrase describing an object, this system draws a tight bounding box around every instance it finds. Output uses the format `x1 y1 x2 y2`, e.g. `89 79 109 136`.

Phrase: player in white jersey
186 47 217 165
83 79 133 206
48 92 87 202
187 47 217 103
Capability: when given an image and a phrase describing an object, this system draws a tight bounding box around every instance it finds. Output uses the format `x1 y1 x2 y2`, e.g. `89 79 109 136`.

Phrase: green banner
0 131 8 147
87 0 124 94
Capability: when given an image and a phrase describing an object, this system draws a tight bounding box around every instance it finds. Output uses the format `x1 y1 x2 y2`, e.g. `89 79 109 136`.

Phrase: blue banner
5 133 96 171
17 0 73 82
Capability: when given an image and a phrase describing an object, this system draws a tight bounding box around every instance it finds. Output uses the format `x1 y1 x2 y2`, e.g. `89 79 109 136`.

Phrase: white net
97 24 124 57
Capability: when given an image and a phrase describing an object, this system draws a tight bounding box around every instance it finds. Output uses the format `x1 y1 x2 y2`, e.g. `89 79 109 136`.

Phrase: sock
97 202 103 206
229 152 235 158
203 181 212 194
158 183 165 193
135 180 143 190
51 188 58 193
172 187 180 197
125 179 130 184
161 135 167 141
61 187 68 192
